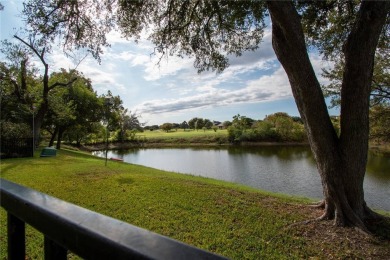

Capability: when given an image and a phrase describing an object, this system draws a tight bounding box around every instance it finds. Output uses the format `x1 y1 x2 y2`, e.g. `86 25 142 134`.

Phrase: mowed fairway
138 129 228 138
135 129 229 144
1 149 389 259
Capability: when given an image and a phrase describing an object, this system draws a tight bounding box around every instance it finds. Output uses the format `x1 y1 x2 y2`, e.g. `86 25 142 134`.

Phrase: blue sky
1 0 339 126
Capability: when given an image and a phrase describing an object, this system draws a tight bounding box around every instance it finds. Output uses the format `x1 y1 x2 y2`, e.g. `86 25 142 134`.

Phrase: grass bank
1 149 389 259
136 129 229 146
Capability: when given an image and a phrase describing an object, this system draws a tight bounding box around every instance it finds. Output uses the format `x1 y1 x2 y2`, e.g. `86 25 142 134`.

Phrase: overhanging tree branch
14 35 47 66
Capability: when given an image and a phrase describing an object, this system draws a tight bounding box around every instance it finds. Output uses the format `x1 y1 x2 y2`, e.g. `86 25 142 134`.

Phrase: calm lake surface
92 146 390 211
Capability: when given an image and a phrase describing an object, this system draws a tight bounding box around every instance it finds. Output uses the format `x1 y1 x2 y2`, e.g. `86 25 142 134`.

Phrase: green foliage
114 129 138 142
370 105 390 143
232 114 254 130
188 117 209 131
228 113 306 143
222 121 232 128
115 108 141 142
160 123 173 133
297 1 390 108
0 58 40 125
43 69 102 147
180 121 189 130
22 1 267 73
0 121 31 139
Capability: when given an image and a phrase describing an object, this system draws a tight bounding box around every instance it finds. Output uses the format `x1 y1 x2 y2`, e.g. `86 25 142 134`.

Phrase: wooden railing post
44 236 68 260
7 213 25 260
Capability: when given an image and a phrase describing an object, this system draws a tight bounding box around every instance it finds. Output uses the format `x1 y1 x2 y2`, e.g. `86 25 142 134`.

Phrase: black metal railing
0 179 228 260
0 138 33 159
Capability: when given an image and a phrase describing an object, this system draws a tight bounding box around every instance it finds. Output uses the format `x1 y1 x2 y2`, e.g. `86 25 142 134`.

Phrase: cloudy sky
1 0 339 126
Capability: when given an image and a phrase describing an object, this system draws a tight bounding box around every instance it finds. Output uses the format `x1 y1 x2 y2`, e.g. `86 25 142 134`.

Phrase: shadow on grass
368 216 390 241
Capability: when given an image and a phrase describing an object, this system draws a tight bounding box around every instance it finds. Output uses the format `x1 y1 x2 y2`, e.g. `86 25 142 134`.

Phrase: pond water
92 146 390 211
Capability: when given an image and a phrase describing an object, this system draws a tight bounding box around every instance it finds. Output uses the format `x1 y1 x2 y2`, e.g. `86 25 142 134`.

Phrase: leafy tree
188 117 203 130
0 36 76 147
195 118 205 131
180 121 189 130
262 113 306 141
100 91 124 131
144 125 159 131
160 123 173 133
116 109 141 142
204 119 213 129
251 120 277 141
22 0 390 231
44 69 102 148
228 114 255 142
291 116 303 124
188 118 196 130
299 2 389 108
222 121 232 128
232 114 254 130
0 121 31 139
0 61 38 132
172 123 180 131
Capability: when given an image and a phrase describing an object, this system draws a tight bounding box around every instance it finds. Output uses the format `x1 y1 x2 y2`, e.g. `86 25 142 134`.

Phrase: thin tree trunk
266 1 389 230
33 108 45 148
56 127 64 150
49 127 59 147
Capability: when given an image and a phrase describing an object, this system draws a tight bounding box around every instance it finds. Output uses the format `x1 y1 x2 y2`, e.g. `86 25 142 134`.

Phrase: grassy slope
1 149 389 259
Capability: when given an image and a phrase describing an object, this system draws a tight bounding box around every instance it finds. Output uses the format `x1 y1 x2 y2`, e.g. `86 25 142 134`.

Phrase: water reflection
92 146 389 211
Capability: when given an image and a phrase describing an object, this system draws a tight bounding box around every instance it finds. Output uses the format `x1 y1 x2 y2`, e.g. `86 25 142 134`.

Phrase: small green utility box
40 147 57 157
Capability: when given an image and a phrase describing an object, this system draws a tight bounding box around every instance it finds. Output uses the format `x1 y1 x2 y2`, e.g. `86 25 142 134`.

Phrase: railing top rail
0 178 228 260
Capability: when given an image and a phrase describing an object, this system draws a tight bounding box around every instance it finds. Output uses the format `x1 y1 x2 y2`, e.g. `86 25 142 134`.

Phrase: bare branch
14 35 47 66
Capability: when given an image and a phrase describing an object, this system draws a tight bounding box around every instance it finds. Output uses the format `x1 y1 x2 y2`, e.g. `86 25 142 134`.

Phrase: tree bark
56 127 65 150
48 127 59 147
266 1 389 230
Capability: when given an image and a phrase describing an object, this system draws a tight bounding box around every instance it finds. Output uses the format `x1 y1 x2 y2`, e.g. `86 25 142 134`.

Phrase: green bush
0 121 31 139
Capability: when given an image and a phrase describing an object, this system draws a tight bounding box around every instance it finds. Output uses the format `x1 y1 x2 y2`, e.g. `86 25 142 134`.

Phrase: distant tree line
145 111 388 145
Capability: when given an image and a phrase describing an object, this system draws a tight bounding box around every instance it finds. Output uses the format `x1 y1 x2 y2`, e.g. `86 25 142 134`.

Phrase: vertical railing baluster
7 213 25 260
44 236 68 260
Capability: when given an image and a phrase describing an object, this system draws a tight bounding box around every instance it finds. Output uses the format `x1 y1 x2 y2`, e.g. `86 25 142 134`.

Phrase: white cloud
134 65 291 115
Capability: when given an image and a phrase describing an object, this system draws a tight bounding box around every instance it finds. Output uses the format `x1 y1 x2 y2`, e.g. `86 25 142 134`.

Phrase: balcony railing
0 179 228 259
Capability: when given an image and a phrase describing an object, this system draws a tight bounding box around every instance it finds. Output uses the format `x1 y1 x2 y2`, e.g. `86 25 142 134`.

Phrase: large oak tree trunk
266 1 389 230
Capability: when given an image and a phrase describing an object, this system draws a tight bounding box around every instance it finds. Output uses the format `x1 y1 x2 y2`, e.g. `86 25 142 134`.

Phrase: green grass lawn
1 149 389 259
135 129 229 144
139 128 228 138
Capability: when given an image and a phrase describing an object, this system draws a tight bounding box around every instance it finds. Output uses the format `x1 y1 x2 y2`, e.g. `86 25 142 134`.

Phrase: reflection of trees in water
227 145 316 164
366 152 390 178
103 147 389 182
116 148 140 156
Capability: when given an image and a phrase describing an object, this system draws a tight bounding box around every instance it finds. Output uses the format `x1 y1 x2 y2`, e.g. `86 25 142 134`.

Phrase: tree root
312 200 378 235
309 200 325 209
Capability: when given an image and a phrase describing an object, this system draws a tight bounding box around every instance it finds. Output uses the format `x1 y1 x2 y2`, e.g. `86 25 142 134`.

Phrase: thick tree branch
340 1 390 146
48 77 77 91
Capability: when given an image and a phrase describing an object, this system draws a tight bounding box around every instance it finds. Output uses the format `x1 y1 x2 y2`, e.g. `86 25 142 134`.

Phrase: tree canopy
16 0 390 232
